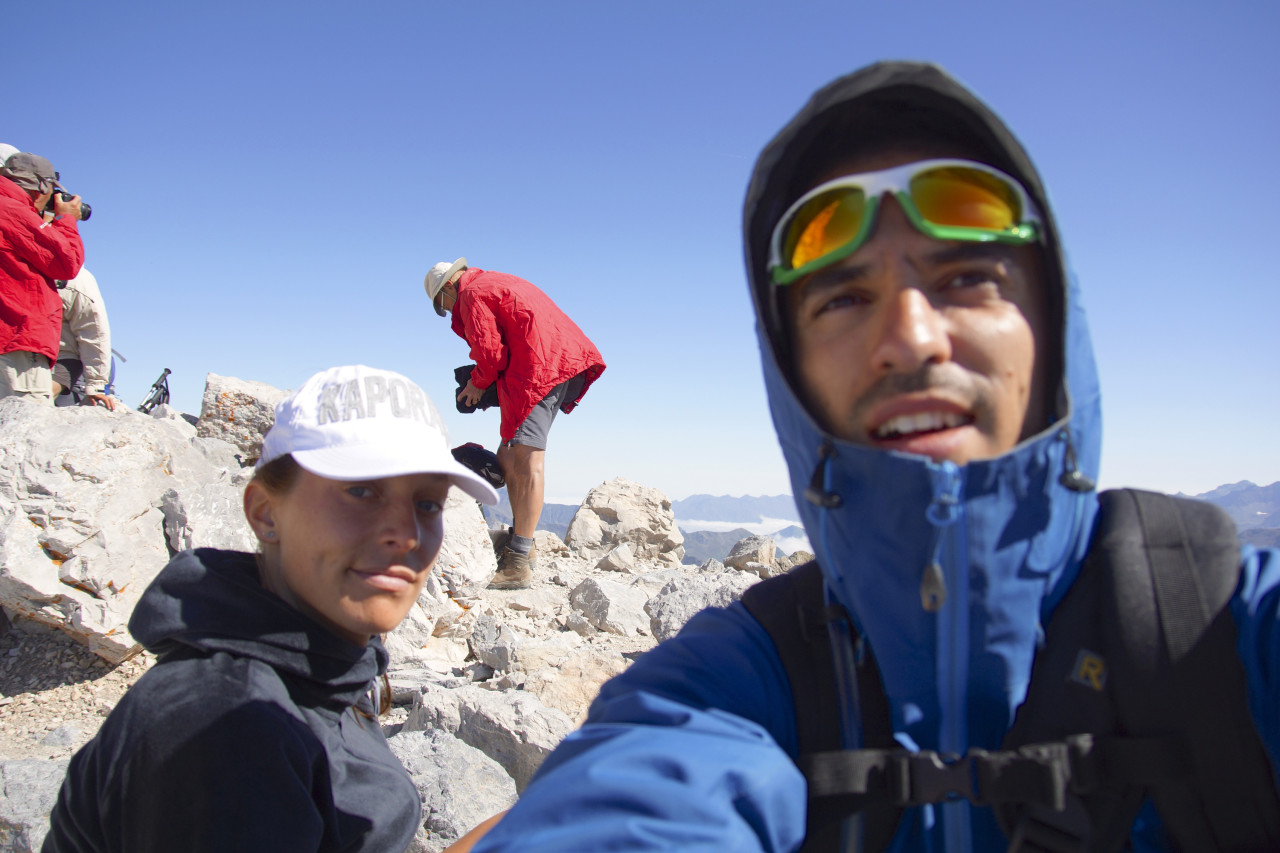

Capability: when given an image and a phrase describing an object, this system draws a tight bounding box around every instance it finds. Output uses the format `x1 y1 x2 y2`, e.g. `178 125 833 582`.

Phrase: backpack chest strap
803 733 1190 811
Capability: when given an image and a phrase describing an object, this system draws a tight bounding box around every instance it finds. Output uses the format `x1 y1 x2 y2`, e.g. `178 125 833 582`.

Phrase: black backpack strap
742 562 901 851
1001 489 1280 851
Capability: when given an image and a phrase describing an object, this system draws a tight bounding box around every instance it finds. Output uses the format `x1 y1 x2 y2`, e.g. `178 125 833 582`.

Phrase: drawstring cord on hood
804 441 843 509
1058 428 1096 493
922 462 962 613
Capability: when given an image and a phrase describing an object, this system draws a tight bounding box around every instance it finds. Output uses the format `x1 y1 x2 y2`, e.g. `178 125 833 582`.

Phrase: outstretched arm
471 603 808 852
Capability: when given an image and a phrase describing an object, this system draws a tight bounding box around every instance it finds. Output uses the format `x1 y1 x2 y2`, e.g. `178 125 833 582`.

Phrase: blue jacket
474 62 1280 853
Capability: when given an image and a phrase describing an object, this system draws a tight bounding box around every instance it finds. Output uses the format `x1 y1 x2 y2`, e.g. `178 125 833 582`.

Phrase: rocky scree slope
0 373 805 853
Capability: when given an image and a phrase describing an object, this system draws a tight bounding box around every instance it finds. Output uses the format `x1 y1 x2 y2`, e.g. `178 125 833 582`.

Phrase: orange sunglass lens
910 168 1021 230
785 189 866 270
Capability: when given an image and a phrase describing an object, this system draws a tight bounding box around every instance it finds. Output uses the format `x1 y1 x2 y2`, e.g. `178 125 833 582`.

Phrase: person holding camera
0 150 84 405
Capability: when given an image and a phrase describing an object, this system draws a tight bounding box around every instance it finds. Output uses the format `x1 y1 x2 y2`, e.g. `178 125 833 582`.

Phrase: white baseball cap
258 365 498 505
423 257 467 317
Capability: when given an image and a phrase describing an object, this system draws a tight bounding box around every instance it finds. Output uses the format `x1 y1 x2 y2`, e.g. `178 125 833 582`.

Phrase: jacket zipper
926 462 971 852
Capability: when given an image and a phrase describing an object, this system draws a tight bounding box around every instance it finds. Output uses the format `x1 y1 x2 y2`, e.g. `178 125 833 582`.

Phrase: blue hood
743 62 1103 759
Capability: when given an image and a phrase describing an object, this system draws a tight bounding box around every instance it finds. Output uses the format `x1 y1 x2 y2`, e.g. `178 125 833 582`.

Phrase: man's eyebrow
793 263 868 299
927 242 1014 265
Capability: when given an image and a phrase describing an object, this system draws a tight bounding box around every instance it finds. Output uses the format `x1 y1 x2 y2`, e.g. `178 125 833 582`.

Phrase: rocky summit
0 374 794 853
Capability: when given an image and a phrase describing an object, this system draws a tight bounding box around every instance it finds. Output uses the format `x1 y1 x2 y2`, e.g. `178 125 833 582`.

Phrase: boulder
433 491 498 601
194 373 289 463
468 613 523 673
521 646 628 723
594 543 638 574
532 530 568 558
724 535 777 575
645 571 761 641
564 478 684 564
0 398 248 662
386 729 517 853
568 577 649 637
0 759 68 853
404 684 573 792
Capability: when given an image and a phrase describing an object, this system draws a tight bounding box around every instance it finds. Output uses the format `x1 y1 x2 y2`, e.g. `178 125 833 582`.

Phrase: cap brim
292 445 499 506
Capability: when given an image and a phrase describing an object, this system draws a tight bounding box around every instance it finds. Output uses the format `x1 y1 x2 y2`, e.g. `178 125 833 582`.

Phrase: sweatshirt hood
129 548 387 709
743 62 1102 757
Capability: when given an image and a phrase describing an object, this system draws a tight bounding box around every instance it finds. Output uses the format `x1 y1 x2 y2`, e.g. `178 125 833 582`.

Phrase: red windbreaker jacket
450 268 605 442
0 178 84 361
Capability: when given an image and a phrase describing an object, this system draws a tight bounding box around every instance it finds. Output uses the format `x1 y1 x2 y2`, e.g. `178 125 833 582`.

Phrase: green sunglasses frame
768 159 1043 286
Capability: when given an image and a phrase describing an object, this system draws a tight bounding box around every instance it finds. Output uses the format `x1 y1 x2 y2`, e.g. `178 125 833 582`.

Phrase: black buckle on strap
805 739 1088 811
890 750 984 805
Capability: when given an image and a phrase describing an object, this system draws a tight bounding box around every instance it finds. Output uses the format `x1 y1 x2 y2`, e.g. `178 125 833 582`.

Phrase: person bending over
425 258 604 590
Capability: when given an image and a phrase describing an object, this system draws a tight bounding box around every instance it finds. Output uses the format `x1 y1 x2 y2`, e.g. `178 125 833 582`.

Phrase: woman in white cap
43 365 498 853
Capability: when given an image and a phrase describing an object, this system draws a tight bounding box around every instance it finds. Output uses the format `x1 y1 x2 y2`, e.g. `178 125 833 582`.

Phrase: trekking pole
138 368 171 414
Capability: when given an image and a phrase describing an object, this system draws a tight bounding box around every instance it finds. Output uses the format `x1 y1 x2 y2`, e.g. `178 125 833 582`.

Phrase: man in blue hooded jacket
469 62 1280 852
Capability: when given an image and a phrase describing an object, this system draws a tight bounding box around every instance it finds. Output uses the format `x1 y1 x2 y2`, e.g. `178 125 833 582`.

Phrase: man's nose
863 198 952 375
869 284 951 375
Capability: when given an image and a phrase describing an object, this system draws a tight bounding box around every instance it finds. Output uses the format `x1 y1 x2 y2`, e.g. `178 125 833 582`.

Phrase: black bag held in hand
454 364 500 414
451 442 505 490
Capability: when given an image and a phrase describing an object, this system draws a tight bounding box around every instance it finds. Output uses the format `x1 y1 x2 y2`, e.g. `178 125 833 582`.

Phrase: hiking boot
489 546 535 590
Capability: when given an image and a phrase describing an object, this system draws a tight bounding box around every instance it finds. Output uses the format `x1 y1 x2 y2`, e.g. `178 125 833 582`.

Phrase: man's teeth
875 411 969 439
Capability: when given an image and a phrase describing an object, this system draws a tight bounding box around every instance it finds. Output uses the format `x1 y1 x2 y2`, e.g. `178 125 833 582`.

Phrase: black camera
45 191 91 221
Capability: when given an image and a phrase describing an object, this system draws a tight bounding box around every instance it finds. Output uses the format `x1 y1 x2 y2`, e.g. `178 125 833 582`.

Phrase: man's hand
52 194 83 221
86 393 116 411
458 380 486 407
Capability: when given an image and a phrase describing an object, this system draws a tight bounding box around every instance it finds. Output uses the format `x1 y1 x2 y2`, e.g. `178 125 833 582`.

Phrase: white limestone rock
0 398 253 662
387 729 517 853
521 646 628 723
0 759 68 853
564 478 684 564
532 529 568 558
404 683 573 792
569 576 649 637
435 491 498 601
195 373 289 462
725 535 777 575
645 571 761 641
469 613 523 673
595 542 638 574
160 479 255 553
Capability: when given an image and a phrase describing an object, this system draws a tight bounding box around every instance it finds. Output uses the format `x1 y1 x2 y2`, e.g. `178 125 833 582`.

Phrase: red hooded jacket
0 178 84 361
450 268 605 442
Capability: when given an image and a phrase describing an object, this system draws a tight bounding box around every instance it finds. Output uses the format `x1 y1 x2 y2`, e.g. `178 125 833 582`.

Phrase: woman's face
247 468 452 645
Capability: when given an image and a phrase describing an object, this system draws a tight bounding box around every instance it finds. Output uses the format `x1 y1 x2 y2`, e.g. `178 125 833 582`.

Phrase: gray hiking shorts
505 372 588 451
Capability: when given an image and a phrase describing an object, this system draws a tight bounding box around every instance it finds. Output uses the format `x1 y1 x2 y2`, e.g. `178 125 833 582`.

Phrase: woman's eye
415 500 442 514
346 485 373 499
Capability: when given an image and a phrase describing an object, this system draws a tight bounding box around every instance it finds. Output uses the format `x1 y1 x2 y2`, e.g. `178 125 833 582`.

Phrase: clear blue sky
8 1 1277 503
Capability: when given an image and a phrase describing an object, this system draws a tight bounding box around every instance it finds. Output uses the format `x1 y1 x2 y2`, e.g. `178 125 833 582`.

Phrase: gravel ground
0 612 154 762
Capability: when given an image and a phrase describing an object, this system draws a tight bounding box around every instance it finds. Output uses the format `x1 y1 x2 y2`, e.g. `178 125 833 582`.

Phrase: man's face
30 184 53 212
438 282 458 314
785 150 1051 465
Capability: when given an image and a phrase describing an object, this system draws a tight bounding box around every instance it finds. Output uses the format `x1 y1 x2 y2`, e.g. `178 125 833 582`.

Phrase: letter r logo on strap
1069 649 1107 692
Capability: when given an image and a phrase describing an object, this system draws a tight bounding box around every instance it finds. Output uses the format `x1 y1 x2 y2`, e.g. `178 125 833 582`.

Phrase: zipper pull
920 561 946 612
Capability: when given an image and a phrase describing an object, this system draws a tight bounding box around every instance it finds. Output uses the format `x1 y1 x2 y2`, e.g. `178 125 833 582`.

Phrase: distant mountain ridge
671 494 799 524
482 496 579 540
480 482 1280 558
1185 480 1280 534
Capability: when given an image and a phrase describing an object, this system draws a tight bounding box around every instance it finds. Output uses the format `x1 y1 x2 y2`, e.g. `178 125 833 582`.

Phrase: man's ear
243 480 277 544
